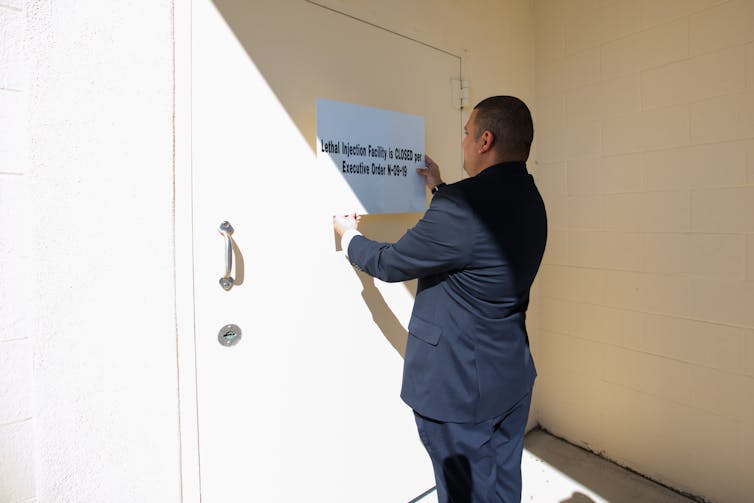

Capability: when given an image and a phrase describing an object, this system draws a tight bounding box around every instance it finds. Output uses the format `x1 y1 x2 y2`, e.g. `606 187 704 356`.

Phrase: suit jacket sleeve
347 187 473 282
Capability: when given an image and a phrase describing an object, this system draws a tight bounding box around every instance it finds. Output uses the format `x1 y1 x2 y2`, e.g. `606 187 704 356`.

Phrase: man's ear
478 130 495 154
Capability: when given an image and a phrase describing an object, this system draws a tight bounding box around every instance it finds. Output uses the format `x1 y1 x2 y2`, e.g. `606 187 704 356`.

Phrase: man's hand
417 154 443 190
333 213 361 238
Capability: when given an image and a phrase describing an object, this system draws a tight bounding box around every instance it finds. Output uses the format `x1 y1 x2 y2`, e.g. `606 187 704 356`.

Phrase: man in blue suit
334 96 547 502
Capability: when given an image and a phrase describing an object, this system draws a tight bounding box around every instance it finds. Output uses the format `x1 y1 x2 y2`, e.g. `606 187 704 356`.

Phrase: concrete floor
414 429 698 503
522 429 697 503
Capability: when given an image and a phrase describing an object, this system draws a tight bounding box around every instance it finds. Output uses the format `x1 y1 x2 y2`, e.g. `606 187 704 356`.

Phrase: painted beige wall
313 0 534 105
530 1 754 501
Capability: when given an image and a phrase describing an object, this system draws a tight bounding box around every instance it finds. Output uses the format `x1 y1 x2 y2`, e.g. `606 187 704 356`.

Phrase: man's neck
473 155 526 176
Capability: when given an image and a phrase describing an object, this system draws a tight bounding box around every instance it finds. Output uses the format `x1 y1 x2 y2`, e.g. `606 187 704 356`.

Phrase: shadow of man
354 268 409 358
350 213 422 358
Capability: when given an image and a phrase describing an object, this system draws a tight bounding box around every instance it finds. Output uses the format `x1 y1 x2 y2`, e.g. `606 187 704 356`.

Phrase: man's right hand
333 213 360 238
417 154 443 190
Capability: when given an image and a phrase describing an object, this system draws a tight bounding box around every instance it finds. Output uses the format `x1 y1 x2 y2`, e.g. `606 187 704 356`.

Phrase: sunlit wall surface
0 1 34 501
21 0 181 501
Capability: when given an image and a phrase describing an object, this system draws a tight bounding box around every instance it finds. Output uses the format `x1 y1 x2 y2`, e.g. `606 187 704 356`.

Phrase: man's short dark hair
473 96 533 158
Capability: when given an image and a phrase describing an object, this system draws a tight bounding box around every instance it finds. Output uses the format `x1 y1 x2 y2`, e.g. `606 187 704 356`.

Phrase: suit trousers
413 390 532 503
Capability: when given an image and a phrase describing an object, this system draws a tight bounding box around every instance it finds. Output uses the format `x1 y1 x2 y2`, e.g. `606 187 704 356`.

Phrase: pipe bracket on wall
218 220 235 291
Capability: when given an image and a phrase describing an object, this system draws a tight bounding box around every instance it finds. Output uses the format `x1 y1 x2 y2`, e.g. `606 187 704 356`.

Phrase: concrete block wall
530 0 754 501
22 0 181 501
0 1 35 502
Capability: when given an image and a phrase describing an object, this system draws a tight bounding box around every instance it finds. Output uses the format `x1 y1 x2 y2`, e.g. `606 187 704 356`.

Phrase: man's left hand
417 154 443 189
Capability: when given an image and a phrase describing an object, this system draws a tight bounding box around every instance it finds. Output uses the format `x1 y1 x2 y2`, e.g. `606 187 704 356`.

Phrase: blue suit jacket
348 162 547 423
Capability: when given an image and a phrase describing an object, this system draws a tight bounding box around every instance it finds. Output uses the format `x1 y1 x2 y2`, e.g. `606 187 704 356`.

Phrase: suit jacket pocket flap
408 316 441 346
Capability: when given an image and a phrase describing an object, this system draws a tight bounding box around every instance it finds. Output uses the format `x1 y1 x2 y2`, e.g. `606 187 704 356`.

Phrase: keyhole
218 324 242 347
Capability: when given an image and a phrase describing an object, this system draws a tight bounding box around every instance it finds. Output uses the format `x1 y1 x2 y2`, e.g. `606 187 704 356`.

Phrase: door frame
174 1 202 501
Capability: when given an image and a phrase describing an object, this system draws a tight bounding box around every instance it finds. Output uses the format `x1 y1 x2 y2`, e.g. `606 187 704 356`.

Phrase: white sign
317 98 426 214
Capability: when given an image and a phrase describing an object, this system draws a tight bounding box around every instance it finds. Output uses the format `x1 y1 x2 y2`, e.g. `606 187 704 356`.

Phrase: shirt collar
475 161 528 178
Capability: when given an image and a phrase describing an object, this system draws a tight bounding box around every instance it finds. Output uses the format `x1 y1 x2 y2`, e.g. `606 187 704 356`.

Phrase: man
334 96 547 502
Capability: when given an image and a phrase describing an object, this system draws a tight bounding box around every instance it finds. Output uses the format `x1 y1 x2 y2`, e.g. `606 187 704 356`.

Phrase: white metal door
192 1 462 500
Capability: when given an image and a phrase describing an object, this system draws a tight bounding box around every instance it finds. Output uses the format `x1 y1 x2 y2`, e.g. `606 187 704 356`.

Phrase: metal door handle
219 221 234 290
